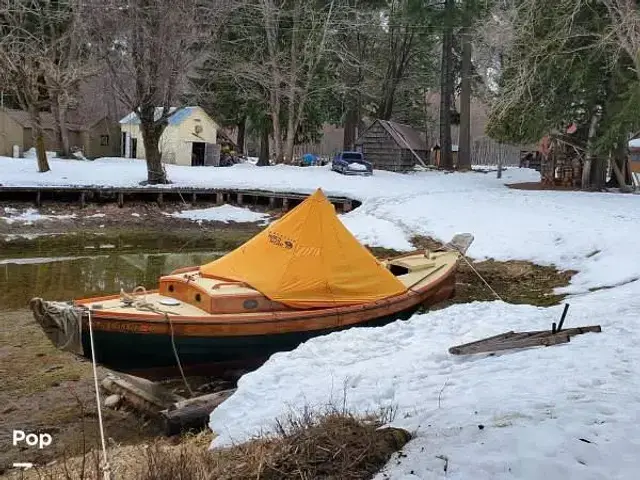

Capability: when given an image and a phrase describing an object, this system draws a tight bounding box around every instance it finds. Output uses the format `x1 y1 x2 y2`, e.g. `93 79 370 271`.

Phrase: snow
170 204 270 224
23 148 58 160
210 283 640 479
1 207 76 225
348 162 368 171
629 138 640 148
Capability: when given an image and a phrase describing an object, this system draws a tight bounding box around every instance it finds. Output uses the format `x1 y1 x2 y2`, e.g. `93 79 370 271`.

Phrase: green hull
80 305 420 377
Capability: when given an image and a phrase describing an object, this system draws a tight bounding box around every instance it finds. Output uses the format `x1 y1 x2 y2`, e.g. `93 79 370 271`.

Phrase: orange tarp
199 188 407 308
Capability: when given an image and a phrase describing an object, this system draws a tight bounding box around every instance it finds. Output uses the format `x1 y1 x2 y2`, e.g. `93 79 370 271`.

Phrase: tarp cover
199 188 407 308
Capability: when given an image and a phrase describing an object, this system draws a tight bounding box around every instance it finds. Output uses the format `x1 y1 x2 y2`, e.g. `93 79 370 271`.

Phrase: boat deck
77 250 458 319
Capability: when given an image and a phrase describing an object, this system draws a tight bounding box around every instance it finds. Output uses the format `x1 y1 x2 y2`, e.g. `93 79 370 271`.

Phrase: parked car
331 151 373 176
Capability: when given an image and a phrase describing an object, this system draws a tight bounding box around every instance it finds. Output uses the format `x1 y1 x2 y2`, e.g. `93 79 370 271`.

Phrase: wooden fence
471 137 527 167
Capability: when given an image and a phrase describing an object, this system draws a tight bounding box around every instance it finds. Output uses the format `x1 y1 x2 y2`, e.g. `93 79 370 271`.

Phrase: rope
441 244 504 302
87 309 111 480
119 286 194 397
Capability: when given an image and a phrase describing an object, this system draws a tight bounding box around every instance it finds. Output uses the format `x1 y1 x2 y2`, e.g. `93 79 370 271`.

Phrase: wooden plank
449 326 600 355
118 191 124 208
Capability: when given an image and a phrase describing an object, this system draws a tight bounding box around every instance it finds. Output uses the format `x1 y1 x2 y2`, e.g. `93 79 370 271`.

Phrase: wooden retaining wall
0 186 360 213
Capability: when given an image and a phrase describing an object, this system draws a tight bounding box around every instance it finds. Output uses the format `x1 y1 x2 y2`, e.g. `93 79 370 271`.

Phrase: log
101 374 184 415
161 388 236 436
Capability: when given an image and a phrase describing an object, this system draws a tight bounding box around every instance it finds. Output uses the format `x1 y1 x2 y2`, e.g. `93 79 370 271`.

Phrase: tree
438 0 456 170
88 0 233 184
486 0 640 190
0 0 92 170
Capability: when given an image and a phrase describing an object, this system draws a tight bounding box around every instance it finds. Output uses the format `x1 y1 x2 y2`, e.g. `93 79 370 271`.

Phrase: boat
30 188 473 378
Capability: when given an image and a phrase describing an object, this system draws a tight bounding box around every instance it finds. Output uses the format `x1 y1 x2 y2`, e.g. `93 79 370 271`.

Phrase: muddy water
0 231 248 311
0 230 252 474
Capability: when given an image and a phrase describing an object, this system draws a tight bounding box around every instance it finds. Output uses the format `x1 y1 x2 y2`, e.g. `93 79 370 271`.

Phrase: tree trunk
582 108 602 191
607 140 631 189
343 98 358 150
257 122 270 166
439 0 455 170
139 107 168 184
458 28 472 170
30 110 50 173
51 95 71 158
236 116 246 155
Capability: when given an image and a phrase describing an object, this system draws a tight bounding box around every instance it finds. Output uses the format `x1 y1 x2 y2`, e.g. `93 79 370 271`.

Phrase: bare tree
0 0 93 171
88 0 233 184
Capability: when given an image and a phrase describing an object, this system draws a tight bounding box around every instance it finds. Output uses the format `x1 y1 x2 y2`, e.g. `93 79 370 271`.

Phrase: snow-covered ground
170 204 270 224
4 155 640 478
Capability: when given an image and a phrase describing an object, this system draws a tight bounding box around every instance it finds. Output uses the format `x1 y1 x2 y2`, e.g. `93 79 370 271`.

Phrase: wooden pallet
449 303 601 355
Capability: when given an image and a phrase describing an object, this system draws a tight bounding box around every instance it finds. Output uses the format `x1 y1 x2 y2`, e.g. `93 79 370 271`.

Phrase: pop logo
12 430 52 449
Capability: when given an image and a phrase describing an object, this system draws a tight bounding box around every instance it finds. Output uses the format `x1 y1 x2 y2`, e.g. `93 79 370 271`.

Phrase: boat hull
79 304 421 378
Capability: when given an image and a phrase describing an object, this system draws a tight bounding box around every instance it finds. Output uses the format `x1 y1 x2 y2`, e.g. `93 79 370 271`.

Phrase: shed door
204 143 220 166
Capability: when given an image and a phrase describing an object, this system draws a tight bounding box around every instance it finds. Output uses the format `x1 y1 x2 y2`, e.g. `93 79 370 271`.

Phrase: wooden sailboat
31 189 472 378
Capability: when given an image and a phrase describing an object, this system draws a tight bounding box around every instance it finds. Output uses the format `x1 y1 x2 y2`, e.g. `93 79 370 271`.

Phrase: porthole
168 285 174 292
243 299 258 310
195 293 201 302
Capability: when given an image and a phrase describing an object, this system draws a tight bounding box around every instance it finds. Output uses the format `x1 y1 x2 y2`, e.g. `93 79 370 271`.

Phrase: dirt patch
0 309 163 475
410 236 576 307
8 411 410 480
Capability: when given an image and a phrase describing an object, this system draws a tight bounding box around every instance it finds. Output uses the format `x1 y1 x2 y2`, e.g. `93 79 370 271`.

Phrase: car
331 151 373 176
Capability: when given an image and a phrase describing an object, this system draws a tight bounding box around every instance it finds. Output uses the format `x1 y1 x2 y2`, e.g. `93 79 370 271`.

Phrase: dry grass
10 409 410 480
409 236 576 307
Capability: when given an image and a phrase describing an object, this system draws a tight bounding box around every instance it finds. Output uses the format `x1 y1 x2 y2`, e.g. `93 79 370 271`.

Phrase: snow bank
210 281 640 479
1 207 76 225
171 204 270 224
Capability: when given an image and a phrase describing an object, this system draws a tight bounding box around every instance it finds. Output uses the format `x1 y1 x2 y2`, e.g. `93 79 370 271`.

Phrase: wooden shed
355 119 428 172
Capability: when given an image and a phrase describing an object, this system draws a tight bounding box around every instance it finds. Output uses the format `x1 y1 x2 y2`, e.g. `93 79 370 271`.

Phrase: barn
355 119 428 172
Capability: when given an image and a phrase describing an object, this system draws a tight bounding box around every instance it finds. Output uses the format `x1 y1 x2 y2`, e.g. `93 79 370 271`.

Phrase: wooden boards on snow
449 326 601 355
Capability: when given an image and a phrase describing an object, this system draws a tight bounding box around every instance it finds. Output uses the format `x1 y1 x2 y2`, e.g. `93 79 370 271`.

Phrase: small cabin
355 119 428 172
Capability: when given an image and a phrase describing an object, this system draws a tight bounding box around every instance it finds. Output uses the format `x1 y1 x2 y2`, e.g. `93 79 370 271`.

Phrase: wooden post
343 200 353 213
79 191 86 209
237 193 244 205
283 198 290 210
191 192 197 205
35 190 41 207
157 192 163 206
118 191 124 208
216 192 223 205
268 196 276 208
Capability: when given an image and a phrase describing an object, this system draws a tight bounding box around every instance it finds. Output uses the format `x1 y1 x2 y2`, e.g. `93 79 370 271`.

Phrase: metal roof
119 106 198 126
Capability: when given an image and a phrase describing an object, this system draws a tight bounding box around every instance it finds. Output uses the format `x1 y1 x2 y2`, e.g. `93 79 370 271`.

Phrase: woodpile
540 138 583 187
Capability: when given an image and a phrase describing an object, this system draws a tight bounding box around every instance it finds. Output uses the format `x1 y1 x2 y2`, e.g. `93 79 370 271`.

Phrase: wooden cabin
355 119 428 172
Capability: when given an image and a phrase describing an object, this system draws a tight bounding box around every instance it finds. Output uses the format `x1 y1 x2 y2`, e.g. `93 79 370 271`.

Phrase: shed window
100 135 109 146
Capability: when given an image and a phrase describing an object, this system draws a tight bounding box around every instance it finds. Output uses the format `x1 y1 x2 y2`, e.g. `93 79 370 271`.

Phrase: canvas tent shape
199 189 407 308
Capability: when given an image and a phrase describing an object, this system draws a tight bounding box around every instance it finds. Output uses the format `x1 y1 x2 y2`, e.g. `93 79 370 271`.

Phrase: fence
471 137 526 167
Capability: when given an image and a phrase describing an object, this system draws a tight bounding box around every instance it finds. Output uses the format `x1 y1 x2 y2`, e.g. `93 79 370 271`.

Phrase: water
0 231 246 311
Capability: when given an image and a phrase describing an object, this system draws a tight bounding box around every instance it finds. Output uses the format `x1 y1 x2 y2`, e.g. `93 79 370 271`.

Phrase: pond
0 230 250 311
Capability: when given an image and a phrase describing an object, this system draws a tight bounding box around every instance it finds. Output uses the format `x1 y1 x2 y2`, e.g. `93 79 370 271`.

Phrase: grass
13 409 410 480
